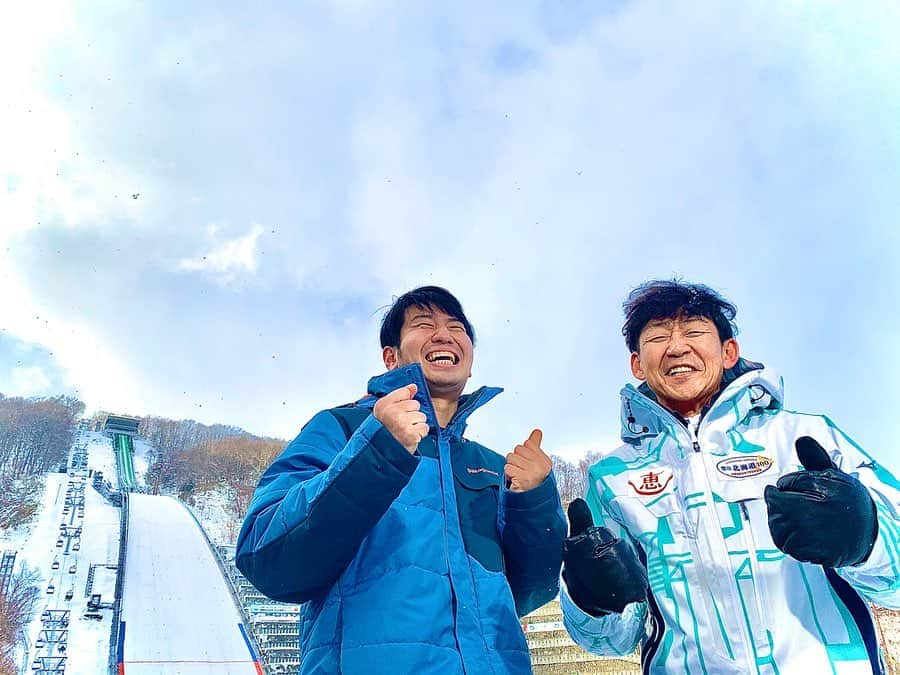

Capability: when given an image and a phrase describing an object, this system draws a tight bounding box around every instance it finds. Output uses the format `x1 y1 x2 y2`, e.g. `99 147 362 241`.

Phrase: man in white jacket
562 279 900 674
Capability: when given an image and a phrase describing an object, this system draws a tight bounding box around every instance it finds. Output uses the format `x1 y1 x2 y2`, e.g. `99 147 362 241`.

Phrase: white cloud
177 224 266 282
1 2 898 468
0 2 159 254
0 264 142 414
6 366 52 397
0 226 143 417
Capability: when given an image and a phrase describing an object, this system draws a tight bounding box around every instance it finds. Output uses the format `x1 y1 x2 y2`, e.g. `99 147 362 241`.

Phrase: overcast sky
1 2 898 468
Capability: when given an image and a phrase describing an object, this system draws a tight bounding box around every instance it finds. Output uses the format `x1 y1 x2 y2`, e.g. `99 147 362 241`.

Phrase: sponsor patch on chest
627 467 674 497
715 454 774 479
467 466 499 477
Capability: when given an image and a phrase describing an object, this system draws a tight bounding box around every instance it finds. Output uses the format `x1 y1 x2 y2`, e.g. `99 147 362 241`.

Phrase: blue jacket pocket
453 460 504 572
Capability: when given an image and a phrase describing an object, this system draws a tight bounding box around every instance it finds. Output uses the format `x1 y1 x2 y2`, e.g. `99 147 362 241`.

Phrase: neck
673 405 702 418
660 392 717 420
430 396 459 428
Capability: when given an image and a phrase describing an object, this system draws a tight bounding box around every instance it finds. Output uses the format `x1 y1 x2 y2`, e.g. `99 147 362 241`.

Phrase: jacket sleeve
823 417 900 608
235 409 418 603
499 471 566 617
561 477 647 656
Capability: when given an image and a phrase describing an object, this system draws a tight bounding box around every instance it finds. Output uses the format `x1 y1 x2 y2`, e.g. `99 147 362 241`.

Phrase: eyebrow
645 317 710 329
409 310 465 325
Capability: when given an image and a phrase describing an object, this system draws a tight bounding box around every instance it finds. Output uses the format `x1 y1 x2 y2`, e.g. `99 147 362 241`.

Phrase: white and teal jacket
562 361 900 674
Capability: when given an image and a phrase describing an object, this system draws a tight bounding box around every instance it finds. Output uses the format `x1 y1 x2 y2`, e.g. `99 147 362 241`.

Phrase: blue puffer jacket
236 364 565 674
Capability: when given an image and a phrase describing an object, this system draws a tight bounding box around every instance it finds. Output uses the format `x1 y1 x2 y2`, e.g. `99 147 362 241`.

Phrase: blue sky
1 2 898 468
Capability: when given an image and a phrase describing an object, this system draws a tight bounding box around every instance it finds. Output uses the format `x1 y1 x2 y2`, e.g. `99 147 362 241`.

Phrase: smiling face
382 305 474 399
630 315 739 418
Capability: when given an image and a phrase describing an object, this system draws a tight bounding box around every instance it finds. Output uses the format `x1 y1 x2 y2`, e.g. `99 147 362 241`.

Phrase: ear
722 338 739 369
383 346 399 371
630 352 646 381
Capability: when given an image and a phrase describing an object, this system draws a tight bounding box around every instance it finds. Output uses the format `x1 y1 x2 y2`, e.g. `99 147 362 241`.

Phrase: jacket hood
621 357 783 444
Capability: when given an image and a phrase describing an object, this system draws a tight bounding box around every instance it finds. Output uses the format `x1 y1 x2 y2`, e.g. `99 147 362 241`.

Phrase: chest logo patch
467 467 499 477
716 455 773 479
628 468 674 496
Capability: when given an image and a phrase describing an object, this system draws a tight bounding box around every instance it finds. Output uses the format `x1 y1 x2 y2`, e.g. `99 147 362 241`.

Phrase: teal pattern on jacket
562 361 900 674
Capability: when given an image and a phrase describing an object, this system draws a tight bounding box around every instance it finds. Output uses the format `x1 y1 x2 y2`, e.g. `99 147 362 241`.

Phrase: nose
430 324 454 343
665 333 690 356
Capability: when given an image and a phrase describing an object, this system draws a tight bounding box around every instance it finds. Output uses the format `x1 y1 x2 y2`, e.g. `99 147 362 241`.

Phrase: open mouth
426 350 459 365
666 365 697 376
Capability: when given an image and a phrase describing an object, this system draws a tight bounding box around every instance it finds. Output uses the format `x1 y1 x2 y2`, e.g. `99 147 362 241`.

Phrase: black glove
764 436 878 568
562 498 648 616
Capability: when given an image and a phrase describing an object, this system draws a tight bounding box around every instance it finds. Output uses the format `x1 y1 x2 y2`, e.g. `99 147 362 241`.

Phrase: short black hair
623 279 737 352
380 286 476 348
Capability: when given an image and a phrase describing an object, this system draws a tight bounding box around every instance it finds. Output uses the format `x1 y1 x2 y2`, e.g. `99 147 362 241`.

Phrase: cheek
636 354 660 380
401 336 423 353
396 344 419 365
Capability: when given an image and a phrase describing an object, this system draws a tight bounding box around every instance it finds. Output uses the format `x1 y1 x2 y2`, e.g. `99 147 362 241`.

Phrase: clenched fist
505 429 552 492
373 384 429 454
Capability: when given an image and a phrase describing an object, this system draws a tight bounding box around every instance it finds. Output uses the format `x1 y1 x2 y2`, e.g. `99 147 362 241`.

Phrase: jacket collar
620 358 782 444
364 363 502 439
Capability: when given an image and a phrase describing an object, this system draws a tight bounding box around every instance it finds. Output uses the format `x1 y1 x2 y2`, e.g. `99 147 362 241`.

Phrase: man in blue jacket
236 286 566 674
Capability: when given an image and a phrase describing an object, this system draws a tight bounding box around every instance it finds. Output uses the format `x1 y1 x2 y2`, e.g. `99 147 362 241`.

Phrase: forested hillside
0 394 84 674
0 395 84 530
131 416 285 540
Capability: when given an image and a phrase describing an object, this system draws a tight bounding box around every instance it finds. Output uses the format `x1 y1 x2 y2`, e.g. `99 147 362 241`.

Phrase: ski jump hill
116 479 262 673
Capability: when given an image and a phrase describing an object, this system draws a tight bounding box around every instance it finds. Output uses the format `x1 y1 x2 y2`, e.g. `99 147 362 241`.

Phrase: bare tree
0 650 13 675
139 416 252 493
135 414 286 530
550 455 584 506
0 563 40 672
180 435 285 528
578 451 605 493
0 395 82 477
0 474 44 531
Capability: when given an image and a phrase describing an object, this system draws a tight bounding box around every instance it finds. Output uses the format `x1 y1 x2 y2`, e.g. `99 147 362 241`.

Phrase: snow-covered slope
119 493 261 674
3 428 121 674
4 427 263 674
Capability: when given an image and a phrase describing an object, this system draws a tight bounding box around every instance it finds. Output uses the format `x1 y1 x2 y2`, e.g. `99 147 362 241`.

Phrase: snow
131 438 153 491
85 430 120 491
190 491 240 546
1 427 120 674
3 427 261 674
120 493 259 674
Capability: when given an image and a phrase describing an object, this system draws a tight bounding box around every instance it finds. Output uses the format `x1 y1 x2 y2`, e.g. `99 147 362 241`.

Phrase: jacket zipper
687 419 758 674
408 369 467 668
412 370 498 674
740 502 772 656
626 386 768 672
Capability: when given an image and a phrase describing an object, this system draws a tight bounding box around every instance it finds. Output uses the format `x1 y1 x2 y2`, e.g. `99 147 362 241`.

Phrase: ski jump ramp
118 493 262 674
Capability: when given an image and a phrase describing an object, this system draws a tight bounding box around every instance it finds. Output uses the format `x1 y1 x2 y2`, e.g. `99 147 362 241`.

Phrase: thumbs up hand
562 499 648 616
764 436 878 568
373 384 429 454
504 429 552 492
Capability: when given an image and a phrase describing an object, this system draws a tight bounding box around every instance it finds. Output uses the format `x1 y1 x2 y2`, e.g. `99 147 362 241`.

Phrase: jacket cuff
505 472 560 512
560 579 647 657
